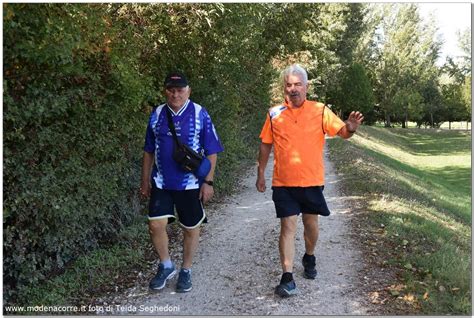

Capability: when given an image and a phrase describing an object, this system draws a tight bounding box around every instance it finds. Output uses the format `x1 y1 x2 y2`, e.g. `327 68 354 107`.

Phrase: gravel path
111 146 371 315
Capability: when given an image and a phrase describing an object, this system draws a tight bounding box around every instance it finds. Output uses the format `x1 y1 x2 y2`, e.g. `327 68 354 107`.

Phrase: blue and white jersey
144 99 224 190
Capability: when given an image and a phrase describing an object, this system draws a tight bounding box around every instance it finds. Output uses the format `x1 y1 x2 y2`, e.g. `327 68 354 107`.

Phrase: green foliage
461 76 471 118
335 63 375 123
3 3 149 304
393 88 424 127
369 4 444 127
441 83 470 123
453 28 471 79
298 3 370 104
440 27 471 123
22 221 149 307
416 78 444 128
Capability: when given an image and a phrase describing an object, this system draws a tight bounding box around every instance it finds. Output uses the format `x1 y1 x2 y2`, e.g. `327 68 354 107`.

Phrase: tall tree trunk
449 121 451 130
403 110 408 128
385 112 391 127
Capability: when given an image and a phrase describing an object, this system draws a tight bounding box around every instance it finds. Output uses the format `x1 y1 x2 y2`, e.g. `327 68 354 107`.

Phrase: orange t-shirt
259 100 345 187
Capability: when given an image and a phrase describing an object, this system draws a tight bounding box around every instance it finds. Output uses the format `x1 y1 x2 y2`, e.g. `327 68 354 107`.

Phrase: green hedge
4 4 147 303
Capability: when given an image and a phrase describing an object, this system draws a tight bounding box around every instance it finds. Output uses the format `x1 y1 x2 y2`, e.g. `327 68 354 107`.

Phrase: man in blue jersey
140 71 224 293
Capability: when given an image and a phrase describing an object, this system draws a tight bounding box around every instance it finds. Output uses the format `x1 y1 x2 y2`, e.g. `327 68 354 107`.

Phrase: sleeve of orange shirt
259 113 273 144
323 106 345 137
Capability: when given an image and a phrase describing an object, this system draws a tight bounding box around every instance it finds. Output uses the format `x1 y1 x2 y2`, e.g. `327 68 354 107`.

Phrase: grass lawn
375 121 471 130
327 126 471 315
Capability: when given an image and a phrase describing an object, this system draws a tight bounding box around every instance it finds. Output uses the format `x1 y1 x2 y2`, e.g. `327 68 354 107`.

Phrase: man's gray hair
281 64 308 87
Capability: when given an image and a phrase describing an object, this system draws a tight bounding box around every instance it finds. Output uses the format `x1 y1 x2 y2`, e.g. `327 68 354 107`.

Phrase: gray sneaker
176 269 192 293
275 280 298 297
149 263 177 291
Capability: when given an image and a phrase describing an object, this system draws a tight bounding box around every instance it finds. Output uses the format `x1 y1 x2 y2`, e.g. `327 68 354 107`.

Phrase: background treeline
3 3 471 306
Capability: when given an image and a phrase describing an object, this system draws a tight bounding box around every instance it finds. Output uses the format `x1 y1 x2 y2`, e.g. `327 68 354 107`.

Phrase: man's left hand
199 183 214 204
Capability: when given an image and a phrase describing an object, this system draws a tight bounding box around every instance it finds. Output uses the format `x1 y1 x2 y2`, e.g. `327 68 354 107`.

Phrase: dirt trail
110 146 372 315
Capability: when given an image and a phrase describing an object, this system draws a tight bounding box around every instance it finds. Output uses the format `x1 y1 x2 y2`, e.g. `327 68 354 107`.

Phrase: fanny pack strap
165 105 182 147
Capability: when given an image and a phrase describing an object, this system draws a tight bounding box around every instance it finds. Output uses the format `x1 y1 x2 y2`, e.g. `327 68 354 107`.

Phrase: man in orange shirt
256 64 364 297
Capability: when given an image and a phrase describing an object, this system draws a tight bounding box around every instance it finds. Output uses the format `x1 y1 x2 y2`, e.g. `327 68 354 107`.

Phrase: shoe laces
178 270 191 283
156 264 172 278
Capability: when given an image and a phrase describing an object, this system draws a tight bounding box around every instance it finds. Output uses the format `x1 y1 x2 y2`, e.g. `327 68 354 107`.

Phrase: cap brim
165 83 188 88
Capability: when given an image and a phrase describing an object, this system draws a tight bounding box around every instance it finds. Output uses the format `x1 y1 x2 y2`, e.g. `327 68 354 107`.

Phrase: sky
418 3 471 64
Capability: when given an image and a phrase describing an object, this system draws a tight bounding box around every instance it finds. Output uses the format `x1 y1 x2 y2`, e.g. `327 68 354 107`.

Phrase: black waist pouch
173 142 204 173
166 106 211 178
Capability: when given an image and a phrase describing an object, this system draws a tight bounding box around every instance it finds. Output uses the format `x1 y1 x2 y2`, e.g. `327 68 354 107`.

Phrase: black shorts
272 186 331 218
148 186 207 228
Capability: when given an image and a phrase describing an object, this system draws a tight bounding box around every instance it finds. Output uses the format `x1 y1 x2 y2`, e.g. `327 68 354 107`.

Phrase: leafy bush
3 4 150 304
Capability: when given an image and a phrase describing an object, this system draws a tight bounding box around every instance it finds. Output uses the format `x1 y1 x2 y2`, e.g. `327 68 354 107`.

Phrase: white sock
161 259 173 269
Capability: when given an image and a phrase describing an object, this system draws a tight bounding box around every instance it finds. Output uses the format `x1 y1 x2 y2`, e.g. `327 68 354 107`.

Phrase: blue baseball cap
164 72 188 88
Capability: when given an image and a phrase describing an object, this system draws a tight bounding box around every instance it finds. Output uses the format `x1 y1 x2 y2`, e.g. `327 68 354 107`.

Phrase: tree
442 83 469 128
456 28 471 125
455 28 471 77
461 76 471 121
393 88 424 127
372 4 442 127
440 27 471 128
418 78 444 128
335 63 375 123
